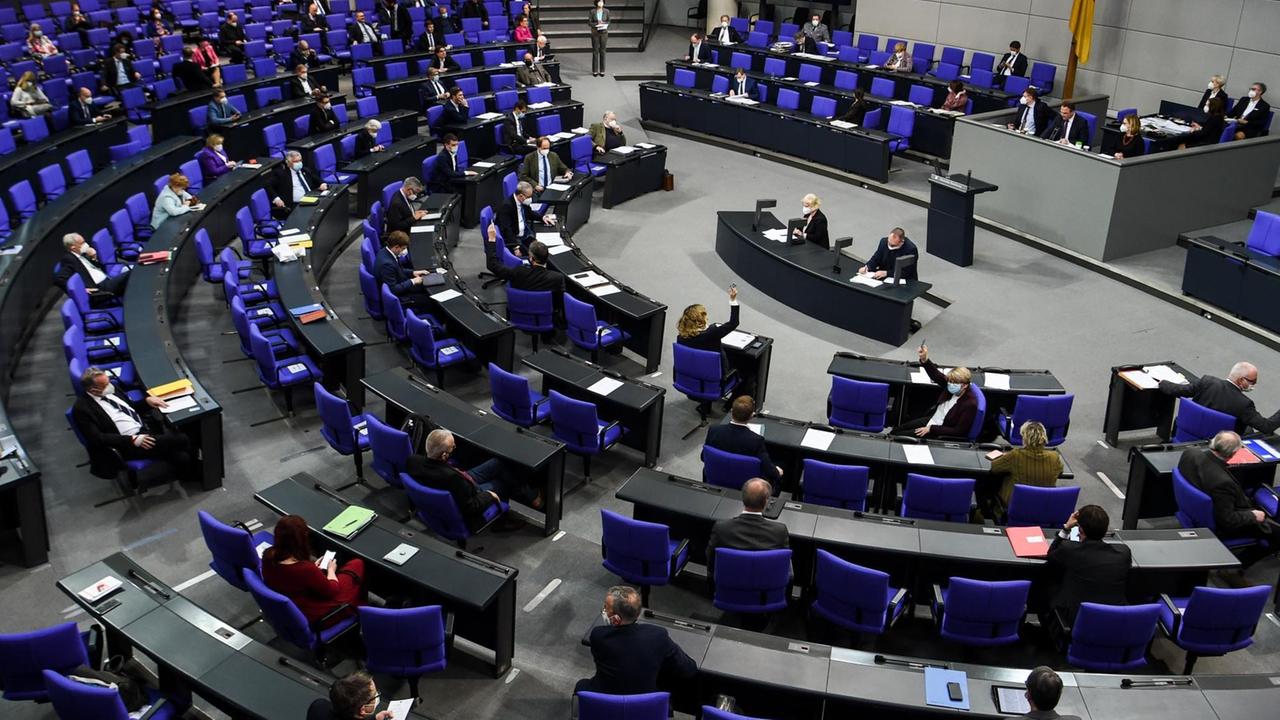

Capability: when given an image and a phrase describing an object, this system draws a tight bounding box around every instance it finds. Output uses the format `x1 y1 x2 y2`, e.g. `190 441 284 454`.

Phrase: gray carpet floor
3 26 1278 720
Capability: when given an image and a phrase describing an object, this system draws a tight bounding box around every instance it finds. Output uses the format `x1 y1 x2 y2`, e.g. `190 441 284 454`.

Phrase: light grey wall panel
1125 0 1244 43
1227 48 1280 93
1119 33 1235 89
1237 0 1280 54
947 0 1032 12
856 0 941 44
935 4 1031 53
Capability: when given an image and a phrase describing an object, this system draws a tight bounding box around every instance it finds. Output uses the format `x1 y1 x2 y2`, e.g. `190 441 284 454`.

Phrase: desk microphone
873 654 945 669
126 569 171 600
1120 678 1193 688
277 656 332 687
312 482 351 505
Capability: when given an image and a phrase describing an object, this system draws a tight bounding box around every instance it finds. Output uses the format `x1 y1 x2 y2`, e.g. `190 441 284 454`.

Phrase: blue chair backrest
812 550 892 633
1076 110 1097 144
833 30 853 47
505 287 555 333
870 77 894 98
578 691 669 720
1172 398 1235 443
1172 467 1215 530
798 64 821 83
402 472 471 541
711 75 729 94
833 70 858 90
488 362 541 426
1004 74 1031 98
970 52 995 72
869 50 891 66
730 51 751 69
1006 393 1074 446
1174 585 1270 652
837 45 859 63
802 459 869 511
0 623 89 702
908 84 933 106
701 445 760 491
763 57 785 77
811 96 835 118
776 88 799 110
970 68 994 88
713 548 792 613
315 383 359 453
367 414 410 487
857 34 878 52
359 605 447 676
549 390 605 453
828 376 889 432
754 20 774 36
43 669 130 720
1068 602 1162 671
1030 62 1056 89
243 569 317 650
933 62 960 81
563 295 603 348
940 47 964 66
901 473 975 522
1005 484 1078 528
1246 210 1280 256
939 577 1030 645
600 508 674 585
673 68 695 88
359 265 383 319
198 510 263 591
965 384 987 441
672 343 724 401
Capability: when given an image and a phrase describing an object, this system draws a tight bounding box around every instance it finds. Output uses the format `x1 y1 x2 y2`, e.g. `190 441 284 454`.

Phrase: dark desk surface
0 119 128 216
368 40 537 72
522 348 666 412
148 66 342 114
542 230 668 322
828 351 1065 395
286 109 419 152
340 133 434 174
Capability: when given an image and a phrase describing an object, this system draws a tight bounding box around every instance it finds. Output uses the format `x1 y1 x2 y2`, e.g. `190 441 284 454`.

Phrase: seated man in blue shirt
858 227 919 281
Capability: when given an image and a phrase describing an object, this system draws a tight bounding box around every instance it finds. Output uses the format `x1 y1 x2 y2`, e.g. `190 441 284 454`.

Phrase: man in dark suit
71 366 191 480
1229 82 1271 140
289 65 323 100
415 19 442 52
494 181 552 249
101 44 139 98
69 87 110 126
348 11 382 54
484 226 564 292
710 15 741 45
289 39 322 70
1045 505 1131 624
269 151 327 215
705 396 782 483
1008 87 1052 136
405 429 539 530
54 233 131 296
438 87 470 128
501 101 537 154
435 6 458 38
859 226 918 281
428 134 474 192
421 67 450 106
383 178 427 235
171 48 213 93
375 0 395 32
461 0 489 28
1042 101 1090 145
996 40 1028 79
374 229 439 310
519 136 572 192
1022 667 1083 720
892 344 978 439
684 32 708 62
305 671 391 720
395 0 420 42
431 46 461 72
353 118 385 158
706 478 789 582
1178 432 1275 542
309 94 340 133
533 34 553 63
728 67 755 98
218 11 247 64
516 52 551 86
300 2 326 34
575 586 696 696
1159 362 1280 434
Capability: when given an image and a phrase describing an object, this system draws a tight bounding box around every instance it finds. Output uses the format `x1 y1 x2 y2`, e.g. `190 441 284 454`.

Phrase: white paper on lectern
983 373 1011 390
588 377 624 396
800 429 835 451
902 444 935 465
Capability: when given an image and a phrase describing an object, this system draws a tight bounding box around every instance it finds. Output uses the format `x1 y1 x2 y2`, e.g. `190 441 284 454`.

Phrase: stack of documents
851 274 883 287
570 270 610 289
831 120 857 129
472 161 496 169
527 101 553 109
535 232 564 247
476 112 503 120
902 444 934 465
611 146 637 154
761 228 789 243
725 95 758 105
1143 364 1187 384
982 372 1010 390
721 330 756 350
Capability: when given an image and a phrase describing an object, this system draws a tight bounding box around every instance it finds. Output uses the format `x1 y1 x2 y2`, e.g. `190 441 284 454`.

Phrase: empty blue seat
701 445 759 491
549 390 626 482
366 414 411 489
488 362 550 427
0 623 91 702
1246 210 1280 256
1005 485 1079 528
1172 398 1235 443
886 105 915 153
801 459 869 510
600 509 689 607
869 76 894 98
810 96 835 118
564 294 628 362
901 473 974 523
358 605 449 700
776 88 799 110
811 550 907 634
578 691 669 720
1157 585 1271 673
833 70 858 90
931 577 1030 647
1029 62 1056 94
827 376 889 432
908 84 933 106
673 68 695 88
198 510 273 592
1066 602 1162 672
713 548 791 614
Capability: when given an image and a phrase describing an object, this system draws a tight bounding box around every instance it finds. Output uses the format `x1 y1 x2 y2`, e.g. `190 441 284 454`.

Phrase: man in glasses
1159 361 1280 434
306 671 396 719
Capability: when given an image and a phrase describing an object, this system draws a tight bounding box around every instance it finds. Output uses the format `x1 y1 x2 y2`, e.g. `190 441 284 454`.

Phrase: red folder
1227 447 1261 465
137 250 171 265
298 309 327 324
1007 526 1050 558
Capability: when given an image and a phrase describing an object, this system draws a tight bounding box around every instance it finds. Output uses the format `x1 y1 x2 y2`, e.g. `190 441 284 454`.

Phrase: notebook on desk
322 506 377 540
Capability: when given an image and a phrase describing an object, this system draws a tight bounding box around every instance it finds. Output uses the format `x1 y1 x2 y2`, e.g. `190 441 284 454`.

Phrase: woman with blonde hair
886 41 912 72
984 419 1064 521
151 173 202 230
11 71 52 117
892 343 977 439
197 133 238 179
677 285 757 397
26 23 57 58
1113 114 1145 159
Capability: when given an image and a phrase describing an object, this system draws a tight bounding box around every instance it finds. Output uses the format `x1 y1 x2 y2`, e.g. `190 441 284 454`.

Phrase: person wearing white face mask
802 13 830 44
309 94 340 133
1228 82 1270 140
496 180 554 249
71 366 191 482
575 586 696 697
1158 361 1280 434
269 150 327 215
374 229 440 310
995 40 1027 80
385 176 428 235
892 344 978 439
1007 86 1050 136
590 110 626 153
859 226 919 280
587 0 610 76
1198 74 1226 115
197 133 238 179
712 14 740 44
354 118 385 158
519 135 572 192
427 134 478 193
791 193 830 248
885 41 913 72
516 51 551 86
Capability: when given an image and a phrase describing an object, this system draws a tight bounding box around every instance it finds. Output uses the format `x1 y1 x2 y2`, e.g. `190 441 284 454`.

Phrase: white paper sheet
535 233 564 247
850 274 883 287
545 182 571 191
910 368 932 384
472 161 495 168
255 541 271 558
387 699 414 719
1143 364 1187 384
902 444 935 465
430 289 462 302
635 142 656 149
587 377 624 396
983 372 1010 390
611 146 637 154
570 270 609 288
747 423 762 435
589 284 621 296
1120 369 1157 389
800 428 835 451
721 330 756 350
548 244 574 255
476 112 503 120
159 396 198 414
830 120 856 129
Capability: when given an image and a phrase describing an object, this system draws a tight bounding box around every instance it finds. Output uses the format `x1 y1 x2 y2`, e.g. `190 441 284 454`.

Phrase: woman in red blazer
261 515 366 627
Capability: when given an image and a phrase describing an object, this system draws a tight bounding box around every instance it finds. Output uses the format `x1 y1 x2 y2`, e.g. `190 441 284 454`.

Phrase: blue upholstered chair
869 77 894 98
908 84 933 106
549 390 625 482
901 473 974 523
600 509 690 607
1005 485 1079 528
315 383 371 487
855 34 878 62
0 623 91 702
243 569 358 665
488 362 550 427
672 343 738 437
827 376 889 431
43 669 185 720
367 414 411 489
931 577 1031 647
1029 62 1056 94
564 294 628 362
1172 467 1270 553
1003 75 1031 98
713 548 792 614
505 287 556 350
998 393 1074 446
198 510 273 592
701 445 760 491
1065 602 1162 672
358 605 451 699
810 550 908 635
1246 210 1280 256
1171 399 1235 443
1157 585 1270 673
578 691 669 720
673 68 695 88
249 323 321 414
801 459 869 511
407 310 475 387
401 471 506 548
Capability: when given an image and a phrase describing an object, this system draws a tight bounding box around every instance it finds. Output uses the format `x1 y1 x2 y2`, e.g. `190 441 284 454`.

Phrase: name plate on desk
928 174 971 192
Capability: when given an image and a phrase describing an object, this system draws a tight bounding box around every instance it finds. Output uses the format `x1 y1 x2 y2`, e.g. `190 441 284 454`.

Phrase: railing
639 0 661 51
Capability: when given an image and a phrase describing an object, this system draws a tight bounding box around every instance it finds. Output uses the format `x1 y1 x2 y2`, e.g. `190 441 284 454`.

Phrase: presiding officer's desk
828 351 1065 436
1103 361 1197 447
285 109 420 167
58 552 341 719
1178 232 1280 335
667 59 961 159
361 367 567 536
271 184 366 405
256 474 521 677
539 229 668 373
149 65 342 139
0 118 128 218
406 194 517 371
342 134 437 218
125 161 282 490
522 348 666 466
618 467 1236 607
583 608 1269 720
948 97 1280 262
715 210 931 345
1123 437 1277 529
640 82 897 183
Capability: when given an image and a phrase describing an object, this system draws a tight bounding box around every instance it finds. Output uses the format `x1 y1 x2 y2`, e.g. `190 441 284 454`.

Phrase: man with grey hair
1177 430 1276 542
268 150 327 215
404 428 541 530
354 117 384 158
1159 361 1280 434
384 176 426 235
495 179 553 250
705 478 789 583
70 366 191 480
590 110 626 154
54 233 131 296
575 585 696 696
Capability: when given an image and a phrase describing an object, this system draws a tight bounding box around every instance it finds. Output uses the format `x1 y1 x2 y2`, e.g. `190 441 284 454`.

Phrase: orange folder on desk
1007 527 1050 558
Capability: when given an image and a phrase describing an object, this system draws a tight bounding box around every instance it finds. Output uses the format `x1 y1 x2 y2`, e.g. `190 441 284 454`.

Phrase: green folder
322 506 377 540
